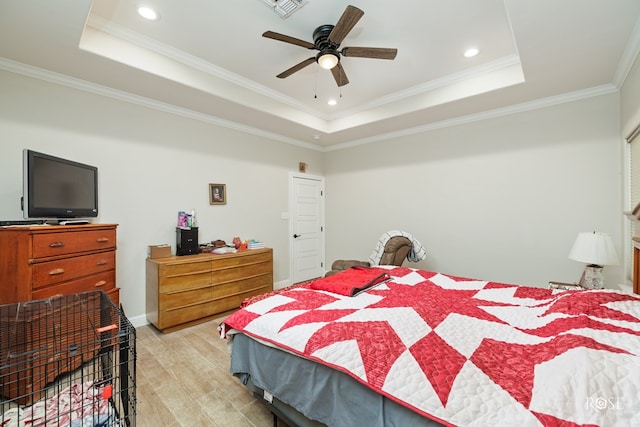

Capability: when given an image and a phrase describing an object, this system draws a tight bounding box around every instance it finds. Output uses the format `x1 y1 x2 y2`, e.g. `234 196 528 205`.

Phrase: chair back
379 236 412 266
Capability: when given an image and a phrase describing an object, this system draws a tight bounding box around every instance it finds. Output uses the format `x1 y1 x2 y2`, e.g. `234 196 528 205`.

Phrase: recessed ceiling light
327 99 337 106
464 48 479 58
138 6 159 21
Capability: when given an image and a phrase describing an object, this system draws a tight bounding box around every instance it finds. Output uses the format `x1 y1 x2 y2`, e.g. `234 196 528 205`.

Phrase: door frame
288 172 325 285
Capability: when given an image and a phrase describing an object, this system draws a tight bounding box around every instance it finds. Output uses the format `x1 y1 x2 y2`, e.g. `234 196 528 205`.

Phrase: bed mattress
223 266 640 426
231 332 443 427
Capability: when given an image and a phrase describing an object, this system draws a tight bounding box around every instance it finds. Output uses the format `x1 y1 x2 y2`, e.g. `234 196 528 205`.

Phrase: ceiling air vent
262 0 309 19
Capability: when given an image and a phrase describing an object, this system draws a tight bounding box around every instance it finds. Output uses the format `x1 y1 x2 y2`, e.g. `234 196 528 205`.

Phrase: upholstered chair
325 236 412 277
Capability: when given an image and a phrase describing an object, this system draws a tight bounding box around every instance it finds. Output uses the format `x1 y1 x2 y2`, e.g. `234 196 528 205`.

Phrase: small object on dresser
212 246 237 254
232 236 242 249
548 281 584 290
149 244 172 259
248 240 265 249
177 210 196 228
176 227 199 256
199 243 213 253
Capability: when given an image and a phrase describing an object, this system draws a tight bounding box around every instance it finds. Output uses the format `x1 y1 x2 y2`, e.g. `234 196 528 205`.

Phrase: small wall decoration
209 183 226 205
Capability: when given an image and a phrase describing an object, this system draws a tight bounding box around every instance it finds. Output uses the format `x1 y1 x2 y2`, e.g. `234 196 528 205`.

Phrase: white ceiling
1 0 639 150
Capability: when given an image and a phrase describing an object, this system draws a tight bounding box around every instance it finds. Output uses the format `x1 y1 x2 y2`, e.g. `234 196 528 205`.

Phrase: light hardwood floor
136 317 284 427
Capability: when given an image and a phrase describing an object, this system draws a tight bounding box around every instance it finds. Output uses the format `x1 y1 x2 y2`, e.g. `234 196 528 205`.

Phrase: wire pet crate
0 290 136 426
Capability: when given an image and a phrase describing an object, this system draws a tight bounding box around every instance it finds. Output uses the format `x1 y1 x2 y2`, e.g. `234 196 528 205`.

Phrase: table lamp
568 231 619 289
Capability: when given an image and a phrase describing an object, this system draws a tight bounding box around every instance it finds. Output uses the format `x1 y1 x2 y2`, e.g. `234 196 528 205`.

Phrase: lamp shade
317 51 339 70
568 232 619 266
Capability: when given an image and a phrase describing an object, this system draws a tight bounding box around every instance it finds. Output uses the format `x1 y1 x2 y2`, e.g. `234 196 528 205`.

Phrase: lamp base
578 264 604 289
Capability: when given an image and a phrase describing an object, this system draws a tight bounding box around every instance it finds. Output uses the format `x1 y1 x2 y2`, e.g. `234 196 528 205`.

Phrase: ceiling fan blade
331 62 349 87
276 57 316 79
263 31 315 49
341 47 398 60
328 5 364 45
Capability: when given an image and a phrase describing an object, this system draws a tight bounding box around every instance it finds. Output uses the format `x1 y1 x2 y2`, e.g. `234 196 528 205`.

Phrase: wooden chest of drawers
146 248 273 332
0 224 119 305
0 224 119 404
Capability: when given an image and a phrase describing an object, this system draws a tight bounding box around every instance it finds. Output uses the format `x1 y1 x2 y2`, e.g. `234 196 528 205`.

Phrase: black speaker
176 227 199 256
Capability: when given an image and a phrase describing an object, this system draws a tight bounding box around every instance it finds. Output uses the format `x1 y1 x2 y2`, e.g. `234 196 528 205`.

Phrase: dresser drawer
159 271 211 294
159 286 212 310
161 296 239 329
211 274 271 299
32 270 115 300
32 229 116 259
211 260 271 284
160 260 211 277
0 292 103 405
32 251 115 288
105 288 120 307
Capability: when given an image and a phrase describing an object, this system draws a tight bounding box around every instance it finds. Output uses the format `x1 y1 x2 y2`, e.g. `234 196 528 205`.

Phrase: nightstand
548 281 584 291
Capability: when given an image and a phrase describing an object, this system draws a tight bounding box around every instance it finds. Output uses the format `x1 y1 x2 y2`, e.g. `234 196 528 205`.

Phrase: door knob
293 234 301 238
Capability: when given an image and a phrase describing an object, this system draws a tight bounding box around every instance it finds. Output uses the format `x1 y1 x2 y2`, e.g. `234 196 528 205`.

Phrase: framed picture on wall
209 183 226 205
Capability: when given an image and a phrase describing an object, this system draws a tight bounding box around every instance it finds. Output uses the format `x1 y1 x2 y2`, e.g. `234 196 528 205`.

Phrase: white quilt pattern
223 267 640 426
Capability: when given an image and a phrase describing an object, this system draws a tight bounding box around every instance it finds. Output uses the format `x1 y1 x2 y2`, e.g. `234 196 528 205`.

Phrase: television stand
0 223 119 305
59 220 91 225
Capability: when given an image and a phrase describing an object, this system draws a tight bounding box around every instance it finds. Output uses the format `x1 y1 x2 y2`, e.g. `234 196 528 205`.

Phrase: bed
220 266 640 426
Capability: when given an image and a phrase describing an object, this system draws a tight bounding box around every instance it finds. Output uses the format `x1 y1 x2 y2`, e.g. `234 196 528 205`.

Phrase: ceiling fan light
317 52 339 70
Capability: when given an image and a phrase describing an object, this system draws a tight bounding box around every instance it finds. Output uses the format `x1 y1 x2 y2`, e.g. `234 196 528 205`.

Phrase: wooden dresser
0 223 119 305
146 248 273 332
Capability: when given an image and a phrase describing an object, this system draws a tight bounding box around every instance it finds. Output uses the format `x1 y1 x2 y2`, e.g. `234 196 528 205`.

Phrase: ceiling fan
262 5 397 87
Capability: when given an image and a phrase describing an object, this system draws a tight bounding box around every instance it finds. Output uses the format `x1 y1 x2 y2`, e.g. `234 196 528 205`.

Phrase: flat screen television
22 149 98 220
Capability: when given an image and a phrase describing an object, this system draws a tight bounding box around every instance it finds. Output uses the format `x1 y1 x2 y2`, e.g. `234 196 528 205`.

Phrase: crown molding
0 57 323 151
325 84 619 152
613 15 640 88
0 57 620 154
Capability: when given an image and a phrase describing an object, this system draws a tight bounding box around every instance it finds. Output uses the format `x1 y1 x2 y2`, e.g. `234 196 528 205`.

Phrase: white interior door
290 173 325 283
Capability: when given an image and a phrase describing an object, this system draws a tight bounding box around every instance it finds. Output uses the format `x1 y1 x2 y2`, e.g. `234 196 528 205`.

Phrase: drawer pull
96 260 108 266
96 237 110 243
49 242 65 248
49 268 65 276
94 280 107 288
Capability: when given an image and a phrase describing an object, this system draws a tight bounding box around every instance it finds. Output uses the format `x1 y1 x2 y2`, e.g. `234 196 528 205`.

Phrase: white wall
0 70 324 323
0 65 635 326
324 93 624 288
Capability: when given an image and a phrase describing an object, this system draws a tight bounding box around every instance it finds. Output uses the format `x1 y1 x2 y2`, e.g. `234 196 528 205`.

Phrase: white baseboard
129 314 149 328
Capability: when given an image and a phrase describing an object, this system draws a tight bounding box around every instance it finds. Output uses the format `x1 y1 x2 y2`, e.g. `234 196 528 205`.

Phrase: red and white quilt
222 267 640 427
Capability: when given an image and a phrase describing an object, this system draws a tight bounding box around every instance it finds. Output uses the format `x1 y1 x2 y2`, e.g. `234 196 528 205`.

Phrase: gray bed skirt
230 333 445 427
